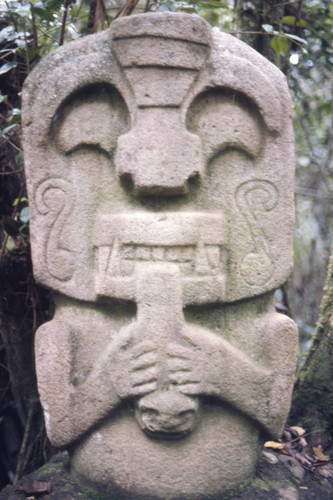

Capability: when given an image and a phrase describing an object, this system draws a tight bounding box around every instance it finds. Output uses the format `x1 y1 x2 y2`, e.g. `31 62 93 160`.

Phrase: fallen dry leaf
281 442 294 456
264 441 284 450
289 426 306 436
313 445 330 461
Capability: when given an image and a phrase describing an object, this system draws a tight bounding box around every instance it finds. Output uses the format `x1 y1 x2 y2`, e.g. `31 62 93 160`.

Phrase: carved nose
115 108 202 196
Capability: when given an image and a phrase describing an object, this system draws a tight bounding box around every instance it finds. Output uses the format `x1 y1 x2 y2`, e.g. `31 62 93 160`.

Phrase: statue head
23 12 294 307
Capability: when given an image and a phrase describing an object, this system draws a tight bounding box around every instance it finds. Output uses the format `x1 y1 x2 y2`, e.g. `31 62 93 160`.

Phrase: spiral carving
35 178 75 281
235 180 279 286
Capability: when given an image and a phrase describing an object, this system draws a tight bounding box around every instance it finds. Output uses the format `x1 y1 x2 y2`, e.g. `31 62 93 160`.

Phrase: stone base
1 449 332 500
71 403 261 499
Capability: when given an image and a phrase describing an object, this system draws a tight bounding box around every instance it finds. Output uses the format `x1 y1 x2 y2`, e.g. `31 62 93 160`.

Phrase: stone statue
22 12 298 499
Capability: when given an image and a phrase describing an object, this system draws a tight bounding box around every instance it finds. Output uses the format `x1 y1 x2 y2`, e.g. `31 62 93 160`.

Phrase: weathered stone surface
2 451 333 500
22 12 298 499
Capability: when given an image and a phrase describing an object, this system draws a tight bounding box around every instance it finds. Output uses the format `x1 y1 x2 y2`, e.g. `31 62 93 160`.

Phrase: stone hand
167 341 202 394
167 325 271 421
109 329 160 400
167 326 225 397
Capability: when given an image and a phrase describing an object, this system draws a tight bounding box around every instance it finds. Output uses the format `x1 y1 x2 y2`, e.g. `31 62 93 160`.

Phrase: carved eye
178 409 195 421
186 88 265 161
51 83 130 156
140 407 159 417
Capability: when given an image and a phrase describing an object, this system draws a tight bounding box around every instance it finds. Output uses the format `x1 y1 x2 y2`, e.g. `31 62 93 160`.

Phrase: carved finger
175 382 201 395
131 351 158 370
181 330 206 349
129 381 158 396
168 358 192 372
168 371 201 384
131 341 158 360
131 366 158 386
167 342 195 359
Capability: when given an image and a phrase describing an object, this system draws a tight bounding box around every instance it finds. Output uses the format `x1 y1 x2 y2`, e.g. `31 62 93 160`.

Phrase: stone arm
36 308 297 446
167 312 298 438
35 319 118 448
35 320 159 448
260 312 298 437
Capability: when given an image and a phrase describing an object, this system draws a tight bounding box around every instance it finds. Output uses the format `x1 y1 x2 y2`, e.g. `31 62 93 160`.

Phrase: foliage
288 0 333 356
0 0 332 489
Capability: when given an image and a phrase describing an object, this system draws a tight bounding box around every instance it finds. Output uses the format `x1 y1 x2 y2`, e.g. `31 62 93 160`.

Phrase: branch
13 401 36 483
114 0 140 19
59 0 71 46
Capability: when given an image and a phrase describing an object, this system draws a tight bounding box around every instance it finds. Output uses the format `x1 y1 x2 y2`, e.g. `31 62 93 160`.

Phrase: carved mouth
96 212 227 304
120 243 224 277
138 425 195 441
136 413 198 440
134 390 200 440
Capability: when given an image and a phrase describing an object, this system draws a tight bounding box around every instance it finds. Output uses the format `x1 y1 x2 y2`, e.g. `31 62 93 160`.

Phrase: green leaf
0 61 17 75
5 236 16 252
44 0 64 10
19 207 30 223
271 36 289 57
9 108 22 126
198 1 228 8
10 115 21 126
178 6 197 13
284 33 308 45
15 38 26 50
67 24 81 40
15 4 31 17
0 93 8 104
15 150 23 165
0 125 17 136
262 24 273 33
10 108 21 116
0 48 17 54
0 26 14 43
282 16 308 29
13 197 28 207
31 6 55 22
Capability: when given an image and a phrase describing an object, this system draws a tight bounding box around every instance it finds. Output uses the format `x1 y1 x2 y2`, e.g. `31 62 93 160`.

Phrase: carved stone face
135 390 200 438
23 12 294 306
22 12 298 499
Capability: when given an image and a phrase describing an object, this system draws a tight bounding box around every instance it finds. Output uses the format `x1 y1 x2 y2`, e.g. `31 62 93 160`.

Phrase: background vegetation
0 0 332 489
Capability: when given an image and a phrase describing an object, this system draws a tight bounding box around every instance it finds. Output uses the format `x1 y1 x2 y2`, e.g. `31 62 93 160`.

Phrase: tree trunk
289 252 333 441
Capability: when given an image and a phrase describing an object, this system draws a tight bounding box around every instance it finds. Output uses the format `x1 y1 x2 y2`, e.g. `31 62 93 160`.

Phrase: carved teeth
112 243 223 277
195 241 210 276
96 213 226 299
